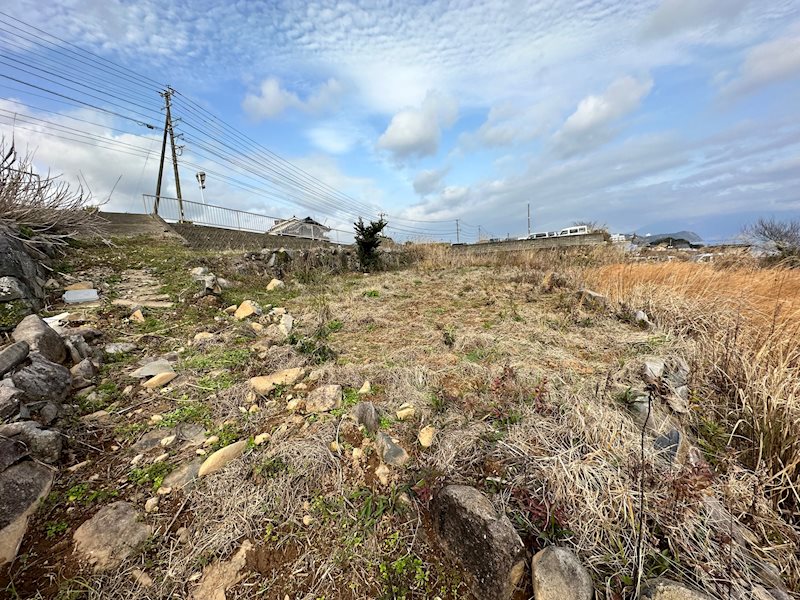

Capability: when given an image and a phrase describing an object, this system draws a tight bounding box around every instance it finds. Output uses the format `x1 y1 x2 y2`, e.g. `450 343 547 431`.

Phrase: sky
1 0 800 243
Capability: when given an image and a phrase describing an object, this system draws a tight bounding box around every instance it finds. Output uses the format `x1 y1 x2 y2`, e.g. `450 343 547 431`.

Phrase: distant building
268 216 330 240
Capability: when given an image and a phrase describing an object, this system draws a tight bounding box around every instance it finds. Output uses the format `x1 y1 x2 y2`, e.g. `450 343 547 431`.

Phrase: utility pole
527 203 531 236
456 219 460 243
478 225 481 242
155 88 184 220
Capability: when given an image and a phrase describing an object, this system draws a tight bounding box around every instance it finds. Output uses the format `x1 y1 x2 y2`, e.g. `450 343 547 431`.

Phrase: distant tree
354 217 388 271
572 220 607 233
744 217 800 263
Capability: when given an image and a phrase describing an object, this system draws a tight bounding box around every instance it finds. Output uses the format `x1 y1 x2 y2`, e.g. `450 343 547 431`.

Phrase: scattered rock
376 432 409 467
286 398 303 412
302 515 314 526
352 401 379 434
144 497 159 513
0 386 21 421
664 356 690 388
433 485 526 600
105 342 137 355
654 428 690 464
396 402 416 420
131 568 154 588
223 305 237 315
642 578 710 600
65 281 94 291
203 435 219 448
358 380 371 394
191 539 252 600
162 457 203 490
0 421 62 463
0 341 30 377
634 310 653 328
530 546 594 600
190 267 208 278
375 463 391 486
305 384 342 413
418 425 436 448
266 278 285 291
198 440 247 477
278 313 294 336
0 461 53 565
73 501 153 572
249 367 306 395
575 289 607 310
160 434 177 447
70 358 98 390
253 432 270 445
234 300 262 320
11 353 71 404
130 309 146 323
12 315 67 363
641 357 666 385
143 371 178 389
131 359 174 379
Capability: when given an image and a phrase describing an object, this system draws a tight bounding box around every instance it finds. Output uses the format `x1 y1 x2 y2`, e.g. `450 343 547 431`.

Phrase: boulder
530 546 594 600
0 227 47 317
432 485 525 600
198 440 247 477
11 353 72 404
376 432 409 467
641 579 709 600
73 501 153 572
249 367 306 395
0 421 62 464
12 315 67 364
0 461 53 564
305 384 342 413
0 341 30 377
352 401 379 434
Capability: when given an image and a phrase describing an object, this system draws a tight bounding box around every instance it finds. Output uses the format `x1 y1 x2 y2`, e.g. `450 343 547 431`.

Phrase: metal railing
142 194 332 240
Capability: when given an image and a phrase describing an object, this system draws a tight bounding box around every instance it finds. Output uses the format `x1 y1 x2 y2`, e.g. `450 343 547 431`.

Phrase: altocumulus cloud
242 77 344 120
377 92 458 161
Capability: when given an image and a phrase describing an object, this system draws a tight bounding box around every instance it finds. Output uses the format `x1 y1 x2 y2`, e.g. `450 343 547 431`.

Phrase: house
267 216 330 240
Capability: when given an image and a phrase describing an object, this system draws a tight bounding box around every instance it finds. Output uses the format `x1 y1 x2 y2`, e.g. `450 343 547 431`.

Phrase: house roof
268 216 331 234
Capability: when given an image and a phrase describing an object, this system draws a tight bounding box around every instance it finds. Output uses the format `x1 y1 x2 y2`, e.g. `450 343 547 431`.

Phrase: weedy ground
2 238 798 600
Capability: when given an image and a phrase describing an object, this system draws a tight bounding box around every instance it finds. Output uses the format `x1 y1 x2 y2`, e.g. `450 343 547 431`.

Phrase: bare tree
0 138 103 248
572 220 607 233
744 217 800 256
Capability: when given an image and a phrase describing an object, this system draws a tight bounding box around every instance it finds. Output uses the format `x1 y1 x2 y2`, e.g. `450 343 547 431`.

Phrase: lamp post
195 171 206 205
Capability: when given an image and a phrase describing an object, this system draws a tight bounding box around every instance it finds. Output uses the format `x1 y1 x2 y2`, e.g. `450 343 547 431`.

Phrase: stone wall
169 222 337 252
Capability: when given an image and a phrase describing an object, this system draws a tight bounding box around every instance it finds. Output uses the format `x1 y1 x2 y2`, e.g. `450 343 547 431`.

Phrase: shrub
354 217 388 271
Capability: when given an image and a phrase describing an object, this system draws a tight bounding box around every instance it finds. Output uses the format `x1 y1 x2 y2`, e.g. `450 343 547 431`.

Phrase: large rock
0 461 53 564
305 384 342 413
73 501 152 572
12 315 67 364
0 341 30 377
0 226 47 318
642 578 709 600
11 353 72 404
0 421 62 464
530 546 594 600
432 485 525 600
249 367 306 395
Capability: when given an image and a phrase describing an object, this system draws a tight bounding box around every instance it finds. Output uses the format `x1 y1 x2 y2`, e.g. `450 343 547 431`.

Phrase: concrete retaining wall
452 233 607 253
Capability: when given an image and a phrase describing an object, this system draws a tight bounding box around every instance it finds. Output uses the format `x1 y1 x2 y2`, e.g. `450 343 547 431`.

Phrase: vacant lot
3 239 798 599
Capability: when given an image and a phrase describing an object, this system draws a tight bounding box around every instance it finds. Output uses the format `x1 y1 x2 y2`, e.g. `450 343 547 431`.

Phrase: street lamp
195 171 206 205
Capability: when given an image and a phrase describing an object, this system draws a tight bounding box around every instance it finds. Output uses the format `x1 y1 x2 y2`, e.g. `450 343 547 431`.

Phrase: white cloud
721 29 800 97
305 121 361 155
552 75 653 157
412 166 449 195
242 77 343 120
642 0 751 39
377 92 458 160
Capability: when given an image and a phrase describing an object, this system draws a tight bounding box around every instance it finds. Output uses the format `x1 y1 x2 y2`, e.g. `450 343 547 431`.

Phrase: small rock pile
0 313 109 564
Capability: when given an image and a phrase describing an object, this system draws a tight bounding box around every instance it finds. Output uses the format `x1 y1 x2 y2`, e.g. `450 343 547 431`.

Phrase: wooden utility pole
154 87 184 221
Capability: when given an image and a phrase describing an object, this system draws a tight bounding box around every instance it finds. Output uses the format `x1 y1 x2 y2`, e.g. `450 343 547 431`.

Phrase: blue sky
1 0 799 242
